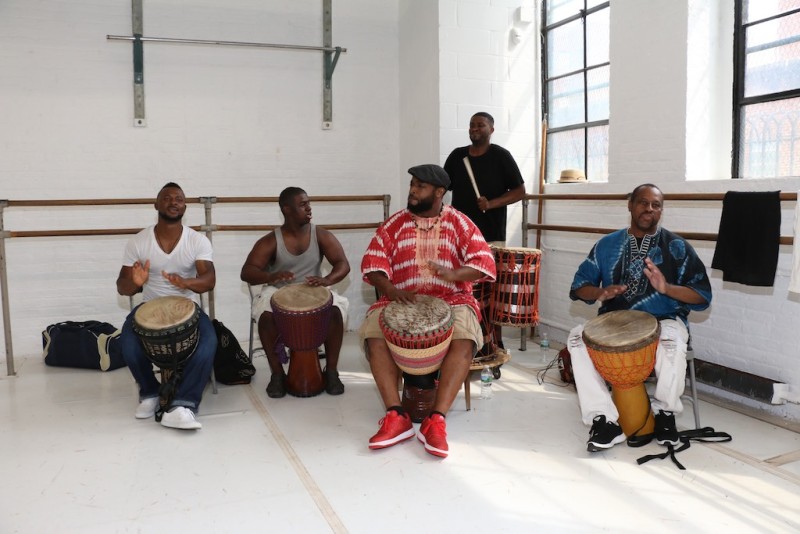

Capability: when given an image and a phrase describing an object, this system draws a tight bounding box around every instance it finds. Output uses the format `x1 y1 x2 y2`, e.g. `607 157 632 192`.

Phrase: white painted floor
1 333 799 534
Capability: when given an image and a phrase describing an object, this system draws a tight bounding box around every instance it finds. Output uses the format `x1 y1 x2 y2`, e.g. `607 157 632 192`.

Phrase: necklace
621 228 659 302
411 206 443 232
155 227 182 254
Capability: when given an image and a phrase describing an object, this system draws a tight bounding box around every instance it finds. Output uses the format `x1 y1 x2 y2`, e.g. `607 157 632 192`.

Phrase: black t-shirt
443 144 524 242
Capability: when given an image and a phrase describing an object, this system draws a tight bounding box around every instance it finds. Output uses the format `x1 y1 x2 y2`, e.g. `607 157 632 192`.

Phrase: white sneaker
135 397 160 419
160 407 202 430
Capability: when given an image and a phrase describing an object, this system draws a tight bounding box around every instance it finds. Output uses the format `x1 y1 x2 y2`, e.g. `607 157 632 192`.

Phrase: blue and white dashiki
569 228 712 326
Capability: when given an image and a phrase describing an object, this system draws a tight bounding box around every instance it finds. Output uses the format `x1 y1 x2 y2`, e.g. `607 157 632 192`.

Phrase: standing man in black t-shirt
444 112 525 244
444 112 525 353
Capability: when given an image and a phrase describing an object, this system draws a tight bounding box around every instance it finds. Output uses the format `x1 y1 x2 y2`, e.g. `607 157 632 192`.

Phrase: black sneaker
324 369 345 396
266 373 287 398
587 415 626 452
655 410 680 446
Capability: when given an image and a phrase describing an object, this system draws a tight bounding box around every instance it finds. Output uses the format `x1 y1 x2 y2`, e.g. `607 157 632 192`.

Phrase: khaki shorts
358 304 482 356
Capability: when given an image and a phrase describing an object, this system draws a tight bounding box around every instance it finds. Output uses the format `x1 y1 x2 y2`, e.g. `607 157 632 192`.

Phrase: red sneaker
369 410 415 450
418 413 449 458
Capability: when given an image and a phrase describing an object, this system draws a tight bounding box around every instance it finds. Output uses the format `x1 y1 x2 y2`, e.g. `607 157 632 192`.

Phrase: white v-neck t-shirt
122 225 213 302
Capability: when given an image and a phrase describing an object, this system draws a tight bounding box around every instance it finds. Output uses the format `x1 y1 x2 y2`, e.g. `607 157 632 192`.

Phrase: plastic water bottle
540 332 551 363
480 365 493 399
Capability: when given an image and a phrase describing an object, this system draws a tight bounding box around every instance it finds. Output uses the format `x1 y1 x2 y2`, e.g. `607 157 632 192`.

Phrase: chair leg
248 318 255 362
687 354 700 428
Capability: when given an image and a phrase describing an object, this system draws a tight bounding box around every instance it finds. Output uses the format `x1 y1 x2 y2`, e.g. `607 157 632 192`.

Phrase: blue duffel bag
42 320 127 371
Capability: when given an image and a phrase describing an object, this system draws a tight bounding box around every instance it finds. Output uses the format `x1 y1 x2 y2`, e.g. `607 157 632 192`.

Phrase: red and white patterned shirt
361 205 496 318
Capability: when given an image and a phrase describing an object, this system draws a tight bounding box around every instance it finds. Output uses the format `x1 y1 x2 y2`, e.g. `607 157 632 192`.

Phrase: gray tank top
270 224 322 288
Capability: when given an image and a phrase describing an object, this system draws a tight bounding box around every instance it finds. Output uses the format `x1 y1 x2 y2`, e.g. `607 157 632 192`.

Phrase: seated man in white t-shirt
116 182 217 430
241 187 350 398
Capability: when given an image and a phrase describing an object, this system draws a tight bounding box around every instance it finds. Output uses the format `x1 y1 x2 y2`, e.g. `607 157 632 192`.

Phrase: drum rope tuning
379 295 454 376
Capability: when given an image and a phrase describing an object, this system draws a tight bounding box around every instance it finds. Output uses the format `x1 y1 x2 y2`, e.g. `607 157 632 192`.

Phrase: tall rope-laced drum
271 284 333 397
582 310 660 438
472 275 498 356
490 246 542 327
132 295 200 420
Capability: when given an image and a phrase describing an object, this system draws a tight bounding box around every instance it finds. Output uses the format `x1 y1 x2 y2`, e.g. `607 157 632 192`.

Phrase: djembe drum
381 296 453 421
582 310 660 438
379 295 454 376
491 247 542 327
132 295 200 421
271 284 333 397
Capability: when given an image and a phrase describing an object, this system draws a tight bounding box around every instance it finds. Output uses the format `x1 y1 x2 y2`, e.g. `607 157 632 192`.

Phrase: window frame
541 0 611 183
732 2 800 178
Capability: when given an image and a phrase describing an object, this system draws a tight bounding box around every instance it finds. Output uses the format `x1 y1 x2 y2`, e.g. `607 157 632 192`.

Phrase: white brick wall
0 0 400 362
1 0 798 424
439 0 539 248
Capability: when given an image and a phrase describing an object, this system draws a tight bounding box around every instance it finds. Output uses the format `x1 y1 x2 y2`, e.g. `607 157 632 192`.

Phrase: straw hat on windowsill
558 169 587 183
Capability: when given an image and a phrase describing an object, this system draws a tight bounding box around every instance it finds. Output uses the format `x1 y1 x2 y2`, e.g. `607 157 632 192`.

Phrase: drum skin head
494 246 542 255
134 296 197 330
583 310 659 351
271 284 332 312
382 295 452 335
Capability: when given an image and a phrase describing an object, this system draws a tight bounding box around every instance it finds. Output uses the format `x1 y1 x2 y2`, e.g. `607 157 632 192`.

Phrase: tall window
734 1 800 178
542 0 610 183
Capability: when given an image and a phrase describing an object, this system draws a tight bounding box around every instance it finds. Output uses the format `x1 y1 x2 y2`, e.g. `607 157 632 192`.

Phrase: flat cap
408 164 451 189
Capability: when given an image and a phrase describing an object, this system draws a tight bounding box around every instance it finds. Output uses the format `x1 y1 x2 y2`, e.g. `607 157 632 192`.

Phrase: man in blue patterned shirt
568 184 712 452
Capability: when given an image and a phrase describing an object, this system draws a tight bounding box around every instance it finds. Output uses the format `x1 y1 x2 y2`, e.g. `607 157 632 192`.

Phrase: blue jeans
121 304 217 411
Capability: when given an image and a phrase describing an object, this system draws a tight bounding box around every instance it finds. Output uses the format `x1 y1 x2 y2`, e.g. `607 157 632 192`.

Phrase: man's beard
158 210 183 223
407 197 434 214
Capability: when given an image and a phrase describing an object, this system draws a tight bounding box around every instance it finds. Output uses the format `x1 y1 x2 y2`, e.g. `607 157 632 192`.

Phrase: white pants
568 318 688 427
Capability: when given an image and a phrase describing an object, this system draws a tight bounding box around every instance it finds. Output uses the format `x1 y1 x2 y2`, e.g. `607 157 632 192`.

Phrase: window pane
547 19 583 77
587 0 608 9
744 12 800 97
586 8 610 66
547 0 583 25
744 0 800 24
587 65 610 122
739 97 800 178
548 73 585 128
546 129 585 184
587 125 609 182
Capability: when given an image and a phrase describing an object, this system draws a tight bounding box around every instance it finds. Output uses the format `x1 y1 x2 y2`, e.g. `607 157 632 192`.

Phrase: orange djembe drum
582 310 659 438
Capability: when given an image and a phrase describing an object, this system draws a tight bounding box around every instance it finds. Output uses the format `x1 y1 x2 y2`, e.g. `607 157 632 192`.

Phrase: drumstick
462 157 482 201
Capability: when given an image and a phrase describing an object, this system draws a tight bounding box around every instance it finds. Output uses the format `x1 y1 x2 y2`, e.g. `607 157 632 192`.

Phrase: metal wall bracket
132 0 145 127
110 0 346 128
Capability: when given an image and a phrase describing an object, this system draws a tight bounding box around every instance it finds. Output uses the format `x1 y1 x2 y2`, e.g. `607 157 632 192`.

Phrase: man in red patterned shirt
359 164 497 458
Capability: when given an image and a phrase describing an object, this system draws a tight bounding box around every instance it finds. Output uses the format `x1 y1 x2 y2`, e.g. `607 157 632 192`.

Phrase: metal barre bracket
108 0 346 127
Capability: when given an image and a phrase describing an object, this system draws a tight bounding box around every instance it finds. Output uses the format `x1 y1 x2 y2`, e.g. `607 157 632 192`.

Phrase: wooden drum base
286 349 325 397
612 384 655 438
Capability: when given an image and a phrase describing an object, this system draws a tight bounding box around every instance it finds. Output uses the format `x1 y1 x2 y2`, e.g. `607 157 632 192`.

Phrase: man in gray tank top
241 187 351 398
